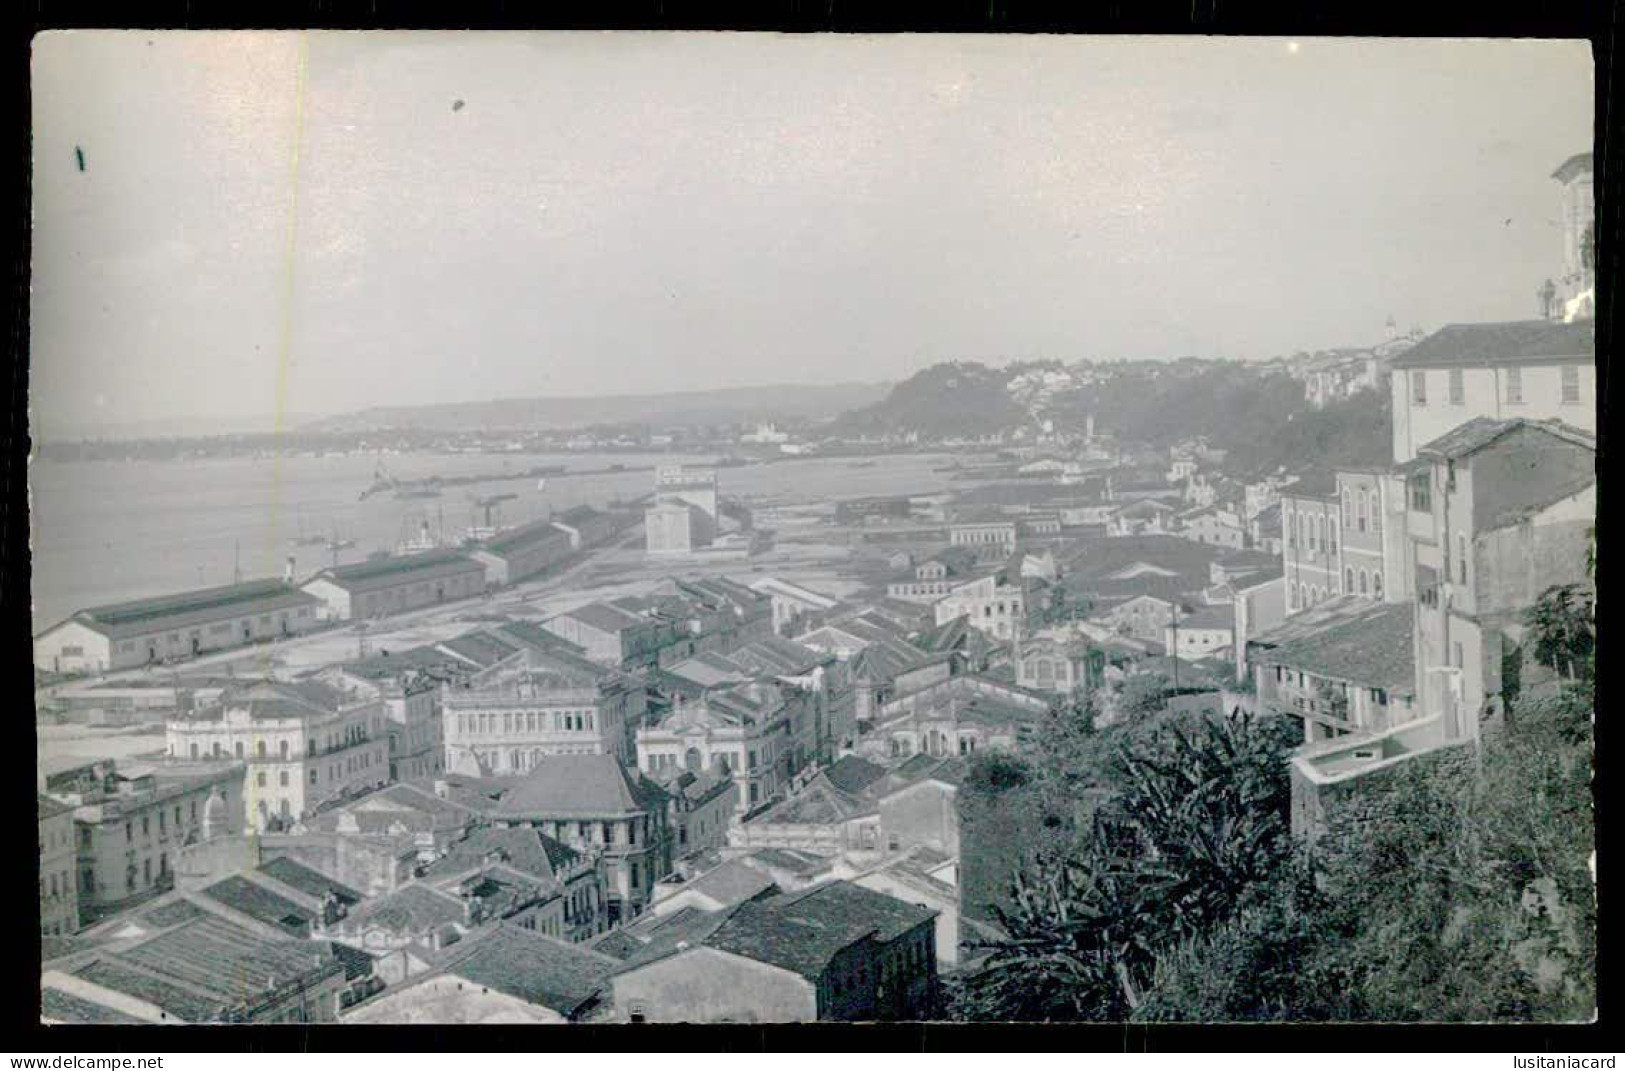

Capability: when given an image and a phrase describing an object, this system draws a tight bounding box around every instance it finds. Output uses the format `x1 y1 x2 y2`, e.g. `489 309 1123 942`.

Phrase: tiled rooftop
1417 416 1596 461
1390 320 1594 369
1251 598 1415 692
555 601 647 635
486 755 666 818
200 875 316 936
443 922 618 1016
257 856 363 906
339 882 467 936
702 881 936 980
423 824 581 885
73 915 339 1023
41 986 150 1025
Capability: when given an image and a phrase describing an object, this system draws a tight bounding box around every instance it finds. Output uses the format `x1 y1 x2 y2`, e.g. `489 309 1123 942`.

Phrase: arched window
1342 489 1351 522
1359 569 1369 595
1345 567 1354 592
1373 572 1384 598
1285 510 1295 547
1369 491 1381 532
1330 520 1338 554
1299 583 1308 608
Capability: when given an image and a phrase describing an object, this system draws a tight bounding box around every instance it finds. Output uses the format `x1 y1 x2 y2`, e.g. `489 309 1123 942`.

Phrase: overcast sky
31 32 1592 436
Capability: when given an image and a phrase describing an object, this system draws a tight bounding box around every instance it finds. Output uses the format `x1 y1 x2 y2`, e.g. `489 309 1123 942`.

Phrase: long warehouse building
34 579 323 675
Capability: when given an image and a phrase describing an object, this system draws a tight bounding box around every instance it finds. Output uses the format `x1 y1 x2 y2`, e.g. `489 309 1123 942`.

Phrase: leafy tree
1526 584 1595 681
1118 672 1172 721
962 712 1296 1020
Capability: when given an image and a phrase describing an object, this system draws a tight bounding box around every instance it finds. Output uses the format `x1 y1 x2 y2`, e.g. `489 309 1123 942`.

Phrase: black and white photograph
27 31 1597 1028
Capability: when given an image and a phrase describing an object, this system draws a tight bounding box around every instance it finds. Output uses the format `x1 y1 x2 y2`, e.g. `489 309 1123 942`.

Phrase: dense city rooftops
68 914 342 1023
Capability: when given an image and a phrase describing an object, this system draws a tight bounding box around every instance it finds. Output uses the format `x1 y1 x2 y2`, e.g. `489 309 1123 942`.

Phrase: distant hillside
299 382 890 434
832 361 1031 437
831 358 1391 473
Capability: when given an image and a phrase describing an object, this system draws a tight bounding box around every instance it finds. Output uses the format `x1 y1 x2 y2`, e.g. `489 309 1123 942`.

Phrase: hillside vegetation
833 358 1391 473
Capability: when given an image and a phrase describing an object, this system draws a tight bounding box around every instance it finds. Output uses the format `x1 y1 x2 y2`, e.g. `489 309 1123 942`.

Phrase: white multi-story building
443 649 646 773
933 574 1026 642
1389 320 1595 465
166 680 388 829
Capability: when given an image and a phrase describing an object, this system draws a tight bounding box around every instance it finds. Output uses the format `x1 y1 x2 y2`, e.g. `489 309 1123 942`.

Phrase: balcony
1259 679 1357 733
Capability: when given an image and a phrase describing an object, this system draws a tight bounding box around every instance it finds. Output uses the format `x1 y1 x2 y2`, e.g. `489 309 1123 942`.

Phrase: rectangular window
1453 642 1464 669
1411 369 1427 406
1409 473 1432 512
1506 366 1523 405
1562 364 1581 404
1448 369 1464 405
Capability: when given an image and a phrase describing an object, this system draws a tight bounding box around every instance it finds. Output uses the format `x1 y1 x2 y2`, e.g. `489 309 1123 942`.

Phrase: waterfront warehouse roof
311 549 482 594
442 922 618 1017
1390 320 1594 369
491 754 666 818
479 518 573 558
701 880 936 981
43 579 320 641
256 856 363 907
1250 598 1415 692
554 504 606 528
